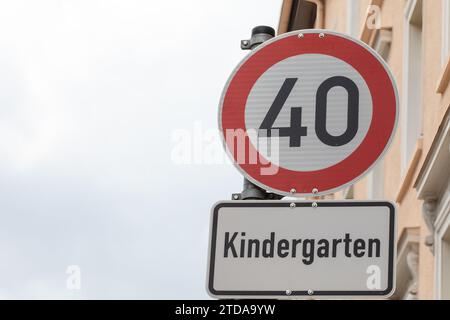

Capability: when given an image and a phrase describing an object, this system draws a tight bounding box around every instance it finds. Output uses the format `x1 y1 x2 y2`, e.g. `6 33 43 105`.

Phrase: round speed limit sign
219 30 399 197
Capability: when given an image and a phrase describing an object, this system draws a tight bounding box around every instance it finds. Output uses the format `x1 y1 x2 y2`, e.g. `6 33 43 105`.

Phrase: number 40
259 76 360 147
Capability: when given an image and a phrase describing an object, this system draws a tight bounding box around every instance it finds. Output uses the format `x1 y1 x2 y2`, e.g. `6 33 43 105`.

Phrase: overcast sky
0 0 280 299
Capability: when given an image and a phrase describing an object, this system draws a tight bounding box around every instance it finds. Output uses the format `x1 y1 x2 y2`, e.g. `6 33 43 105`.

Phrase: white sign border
206 200 397 299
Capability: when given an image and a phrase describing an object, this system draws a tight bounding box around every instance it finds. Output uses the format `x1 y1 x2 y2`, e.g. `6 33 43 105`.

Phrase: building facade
277 0 450 299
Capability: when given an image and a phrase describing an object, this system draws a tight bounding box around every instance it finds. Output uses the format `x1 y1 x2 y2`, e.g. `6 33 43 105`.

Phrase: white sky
0 0 281 299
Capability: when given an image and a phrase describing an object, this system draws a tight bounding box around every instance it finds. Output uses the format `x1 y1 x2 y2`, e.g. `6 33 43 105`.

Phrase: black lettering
262 232 275 258
278 239 290 258
344 233 353 257
259 79 307 147
240 232 246 258
292 239 302 258
354 239 366 257
224 232 238 258
315 76 359 146
317 239 330 258
332 239 342 257
224 233 381 262
302 239 315 265
248 239 260 258
368 238 381 257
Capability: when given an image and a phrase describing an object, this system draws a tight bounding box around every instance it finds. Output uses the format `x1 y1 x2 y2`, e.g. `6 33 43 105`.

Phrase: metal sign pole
232 26 283 201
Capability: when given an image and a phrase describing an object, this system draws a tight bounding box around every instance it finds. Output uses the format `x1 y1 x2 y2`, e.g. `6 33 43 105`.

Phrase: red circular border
221 32 397 195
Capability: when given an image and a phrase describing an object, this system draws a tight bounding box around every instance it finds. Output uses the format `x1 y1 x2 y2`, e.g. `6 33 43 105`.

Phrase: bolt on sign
218 30 399 196
207 201 396 299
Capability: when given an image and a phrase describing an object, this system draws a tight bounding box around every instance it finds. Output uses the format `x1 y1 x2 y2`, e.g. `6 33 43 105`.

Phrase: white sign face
245 54 373 172
207 201 396 299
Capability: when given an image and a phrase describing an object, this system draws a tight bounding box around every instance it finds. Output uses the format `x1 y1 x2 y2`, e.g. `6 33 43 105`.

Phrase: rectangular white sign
207 201 396 299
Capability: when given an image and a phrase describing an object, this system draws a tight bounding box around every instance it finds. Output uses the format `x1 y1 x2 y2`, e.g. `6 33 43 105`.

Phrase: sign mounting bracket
233 25 284 201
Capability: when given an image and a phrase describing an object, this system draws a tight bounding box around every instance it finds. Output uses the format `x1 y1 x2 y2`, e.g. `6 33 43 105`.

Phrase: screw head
298 33 304 38
286 290 292 296
312 202 318 208
290 188 296 194
312 188 319 194
233 194 239 200
290 203 296 209
308 289 314 296
242 40 249 46
319 33 325 38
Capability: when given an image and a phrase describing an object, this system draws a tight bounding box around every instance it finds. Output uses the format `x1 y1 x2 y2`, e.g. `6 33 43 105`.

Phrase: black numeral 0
315 76 359 147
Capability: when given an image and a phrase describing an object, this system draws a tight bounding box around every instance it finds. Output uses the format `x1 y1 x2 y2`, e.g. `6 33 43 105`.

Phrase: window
402 0 423 173
442 0 450 65
347 0 360 37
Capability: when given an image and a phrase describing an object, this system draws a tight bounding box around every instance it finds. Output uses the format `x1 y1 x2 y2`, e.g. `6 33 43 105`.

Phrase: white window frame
402 0 423 174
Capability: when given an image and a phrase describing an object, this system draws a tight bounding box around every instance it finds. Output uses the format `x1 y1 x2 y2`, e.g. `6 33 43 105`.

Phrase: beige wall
319 0 450 299
278 0 450 299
